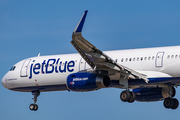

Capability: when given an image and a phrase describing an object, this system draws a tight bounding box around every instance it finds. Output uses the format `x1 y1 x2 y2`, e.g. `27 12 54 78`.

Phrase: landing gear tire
120 90 131 102
164 98 174 109
172 87 176 98
29 104 38 111
120 90 136 103
128 92 136 103
171 98 179 110
164 97 179 109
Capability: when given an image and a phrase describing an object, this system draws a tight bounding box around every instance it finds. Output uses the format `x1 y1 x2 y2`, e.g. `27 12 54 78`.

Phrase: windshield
10 66 16 71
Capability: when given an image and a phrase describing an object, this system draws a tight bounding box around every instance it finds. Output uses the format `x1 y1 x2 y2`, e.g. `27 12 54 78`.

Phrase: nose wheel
29 91 40 111
29 104 38 111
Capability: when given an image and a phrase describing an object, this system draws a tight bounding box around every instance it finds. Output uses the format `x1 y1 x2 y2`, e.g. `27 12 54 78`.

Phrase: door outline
155 52 164 67
79 58 86 71
20 59 31 77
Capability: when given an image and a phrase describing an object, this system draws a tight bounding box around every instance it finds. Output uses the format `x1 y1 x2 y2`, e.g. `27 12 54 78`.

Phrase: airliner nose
1 74 9 89
1 76 6 88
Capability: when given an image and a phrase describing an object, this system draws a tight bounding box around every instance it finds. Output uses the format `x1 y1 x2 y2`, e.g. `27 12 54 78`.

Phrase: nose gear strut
29 90 40 111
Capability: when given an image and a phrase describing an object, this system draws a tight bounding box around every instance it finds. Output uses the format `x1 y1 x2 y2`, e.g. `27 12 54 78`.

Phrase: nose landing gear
29 91 40 111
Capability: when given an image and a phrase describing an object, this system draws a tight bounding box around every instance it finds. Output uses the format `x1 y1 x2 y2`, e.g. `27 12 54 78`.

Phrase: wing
71 10 149 83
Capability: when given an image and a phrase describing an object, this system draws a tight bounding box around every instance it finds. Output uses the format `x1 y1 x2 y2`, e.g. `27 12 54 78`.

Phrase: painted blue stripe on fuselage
10 84 68 92
10 77 180 92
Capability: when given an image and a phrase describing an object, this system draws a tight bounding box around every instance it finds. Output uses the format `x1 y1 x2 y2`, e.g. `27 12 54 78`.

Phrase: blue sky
1 0 180 120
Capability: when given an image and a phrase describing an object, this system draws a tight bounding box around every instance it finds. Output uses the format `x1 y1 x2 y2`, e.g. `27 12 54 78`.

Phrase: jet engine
67 72 110 92
133 87 171 102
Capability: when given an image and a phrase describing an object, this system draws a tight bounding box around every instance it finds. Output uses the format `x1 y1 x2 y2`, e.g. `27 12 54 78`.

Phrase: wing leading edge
71 11 149 83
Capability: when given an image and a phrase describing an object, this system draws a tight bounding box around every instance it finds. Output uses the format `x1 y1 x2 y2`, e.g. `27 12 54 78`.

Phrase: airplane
1 10 180 111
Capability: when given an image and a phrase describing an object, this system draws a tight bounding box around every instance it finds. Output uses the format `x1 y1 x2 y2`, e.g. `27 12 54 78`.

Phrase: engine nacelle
67 72 110 92
133 87 170 102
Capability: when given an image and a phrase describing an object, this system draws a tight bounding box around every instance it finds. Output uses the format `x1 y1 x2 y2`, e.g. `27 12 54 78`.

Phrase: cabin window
148 57 151 60
137 57 139 61
125 58 128 62
121 58 124 62
141 57 143 61
167 55 170 59
129 58 132 61
175 55 178 58
171 55 174 59
133 58 135 61
144 57 147 60
152 56 155 60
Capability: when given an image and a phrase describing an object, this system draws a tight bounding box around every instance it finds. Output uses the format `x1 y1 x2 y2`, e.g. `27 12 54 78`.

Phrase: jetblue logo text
73 77 88 81
29 58 75 79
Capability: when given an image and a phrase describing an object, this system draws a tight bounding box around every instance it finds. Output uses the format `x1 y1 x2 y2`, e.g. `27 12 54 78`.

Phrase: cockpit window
10 66 16 71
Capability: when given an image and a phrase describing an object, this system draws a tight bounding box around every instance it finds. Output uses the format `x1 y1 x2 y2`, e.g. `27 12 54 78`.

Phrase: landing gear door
20 59 31 77
155 52 164 67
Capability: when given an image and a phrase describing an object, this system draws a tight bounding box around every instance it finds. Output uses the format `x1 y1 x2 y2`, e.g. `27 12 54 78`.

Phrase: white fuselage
2 45 180 92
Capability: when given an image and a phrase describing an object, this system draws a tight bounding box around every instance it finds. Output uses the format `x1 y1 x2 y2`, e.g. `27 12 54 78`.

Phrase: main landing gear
120 90 136 103
163 87 179 110
29 91 40 111
119 76 136 103
120 86 179 109
164 98 179 109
